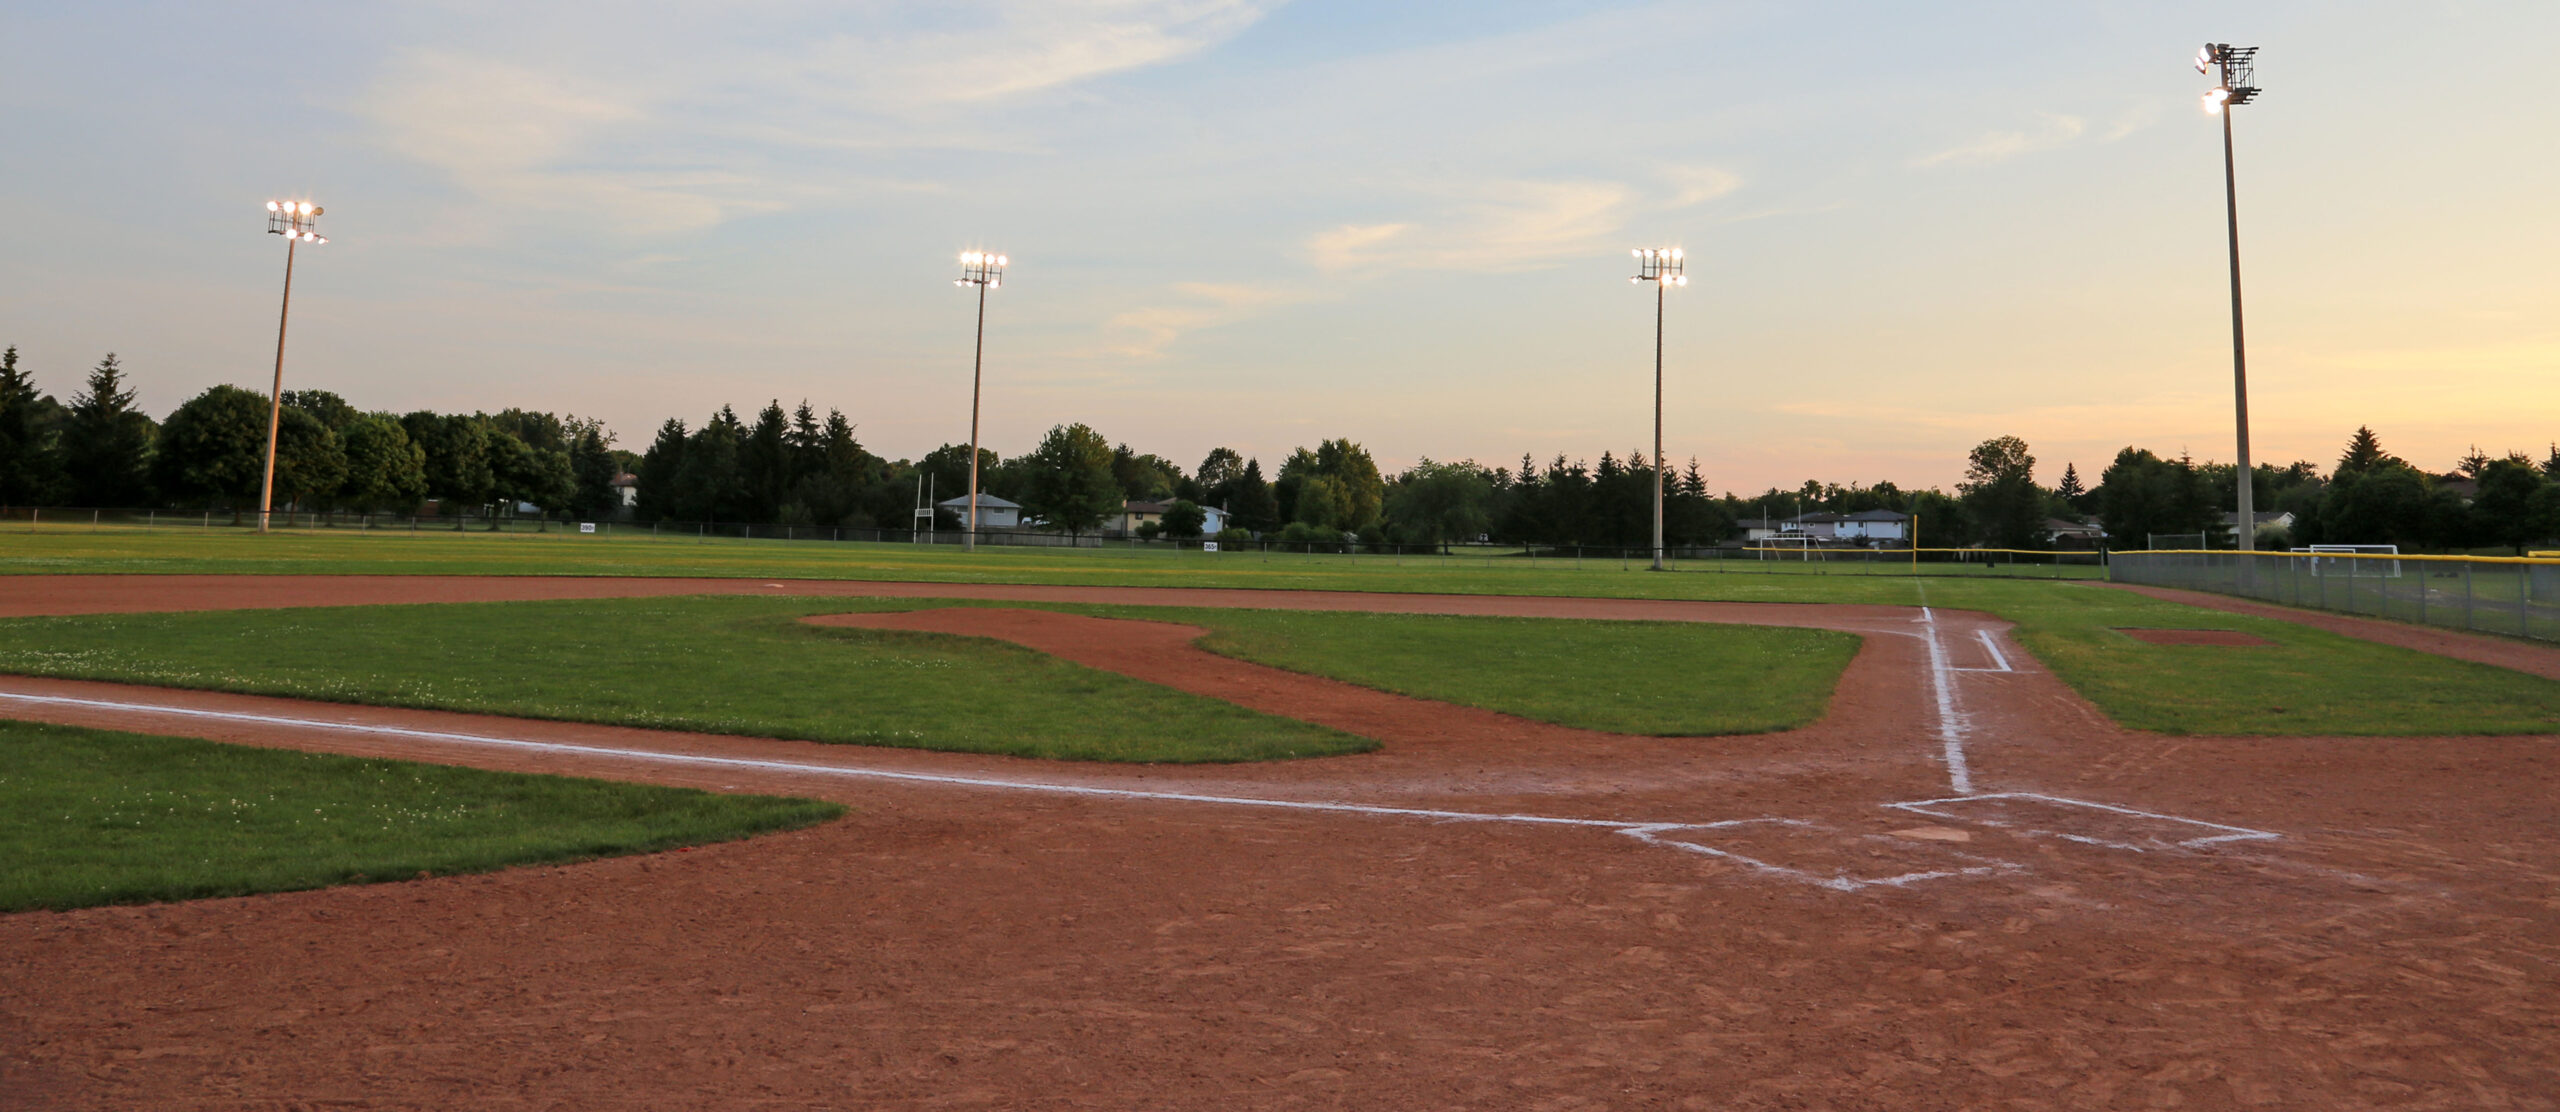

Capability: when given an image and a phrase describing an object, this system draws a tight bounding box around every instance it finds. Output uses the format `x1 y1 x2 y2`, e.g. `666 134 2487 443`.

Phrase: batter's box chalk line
1616 820 2020 893
1884 792 2280 853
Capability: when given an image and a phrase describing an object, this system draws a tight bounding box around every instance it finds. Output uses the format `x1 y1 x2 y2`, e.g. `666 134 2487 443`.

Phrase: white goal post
2298 544 2401 578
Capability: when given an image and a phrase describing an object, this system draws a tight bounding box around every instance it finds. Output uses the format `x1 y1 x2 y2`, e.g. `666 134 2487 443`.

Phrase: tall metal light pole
1629 247 1686 571
2198 43 2262 557
259 199 326 534
953 250 1006 552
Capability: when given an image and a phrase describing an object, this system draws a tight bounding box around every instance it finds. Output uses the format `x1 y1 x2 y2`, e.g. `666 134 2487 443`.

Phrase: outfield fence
4 505 2111 578
2110 549 2560 644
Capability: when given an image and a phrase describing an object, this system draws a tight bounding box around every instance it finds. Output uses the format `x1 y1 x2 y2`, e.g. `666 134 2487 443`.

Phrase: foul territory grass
0 719 843 912
1913 579 2560 736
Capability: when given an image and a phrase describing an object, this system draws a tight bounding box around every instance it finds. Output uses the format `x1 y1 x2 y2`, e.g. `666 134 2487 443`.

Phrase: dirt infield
4 576 2559 1109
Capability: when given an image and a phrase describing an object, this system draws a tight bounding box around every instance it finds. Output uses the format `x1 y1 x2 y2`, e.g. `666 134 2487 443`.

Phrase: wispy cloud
1306 179 1643 273
1910 113 2087 168
358 2 1274 235
1102 281 1313 357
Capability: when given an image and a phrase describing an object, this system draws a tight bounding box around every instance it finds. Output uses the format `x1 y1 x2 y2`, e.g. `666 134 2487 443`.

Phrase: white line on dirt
1915 599 1976 795
1973 629 2013 673
0 689 1982 892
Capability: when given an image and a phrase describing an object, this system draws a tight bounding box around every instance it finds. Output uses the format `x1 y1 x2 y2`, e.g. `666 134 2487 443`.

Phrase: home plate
1882 792 2279 853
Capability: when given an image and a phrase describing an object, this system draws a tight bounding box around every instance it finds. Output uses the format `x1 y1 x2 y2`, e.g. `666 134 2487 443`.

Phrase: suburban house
609 473 639 514
1737 513 1840 543
2046 518 2107 551
2217 509 2295 545
1105 500 1228 537
937 492 1023 529
1833 509 1911 544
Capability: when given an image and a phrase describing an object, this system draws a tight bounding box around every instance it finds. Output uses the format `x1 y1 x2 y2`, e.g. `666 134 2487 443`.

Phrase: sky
2 1 2554 494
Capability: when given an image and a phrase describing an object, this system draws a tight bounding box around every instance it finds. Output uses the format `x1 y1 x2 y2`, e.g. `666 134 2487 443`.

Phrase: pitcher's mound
2116 628 2273 647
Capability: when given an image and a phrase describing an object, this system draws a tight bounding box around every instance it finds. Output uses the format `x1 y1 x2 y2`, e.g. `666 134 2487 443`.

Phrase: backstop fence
2109 549 2560 644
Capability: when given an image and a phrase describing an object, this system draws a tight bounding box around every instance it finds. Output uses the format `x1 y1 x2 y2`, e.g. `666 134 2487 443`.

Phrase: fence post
2463 563 2474 630
2418 562 2428 625
2522 563 2533 638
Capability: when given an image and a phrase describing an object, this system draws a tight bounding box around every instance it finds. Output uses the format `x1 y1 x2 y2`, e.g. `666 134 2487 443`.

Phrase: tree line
0 348 626 519
8 345 2556 551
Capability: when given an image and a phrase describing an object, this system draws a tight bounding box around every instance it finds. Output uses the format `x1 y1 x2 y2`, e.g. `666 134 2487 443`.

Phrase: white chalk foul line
0 690 1988 893
1916 605 1976 795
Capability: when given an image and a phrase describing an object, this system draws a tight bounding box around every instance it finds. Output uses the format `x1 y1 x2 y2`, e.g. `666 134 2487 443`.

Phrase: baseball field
4 528 2558 1108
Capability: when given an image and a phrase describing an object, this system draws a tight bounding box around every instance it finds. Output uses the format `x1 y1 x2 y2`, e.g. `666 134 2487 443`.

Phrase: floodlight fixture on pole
258 199 327 535
2197 43 2261 560
1628 246 1686 572
953 249 1007 552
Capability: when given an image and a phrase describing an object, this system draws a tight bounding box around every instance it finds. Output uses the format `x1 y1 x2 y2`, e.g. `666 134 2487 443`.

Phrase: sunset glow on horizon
3 1 2553 492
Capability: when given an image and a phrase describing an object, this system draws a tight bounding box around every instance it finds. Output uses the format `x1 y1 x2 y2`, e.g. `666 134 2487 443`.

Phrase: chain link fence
2110 550 2560 643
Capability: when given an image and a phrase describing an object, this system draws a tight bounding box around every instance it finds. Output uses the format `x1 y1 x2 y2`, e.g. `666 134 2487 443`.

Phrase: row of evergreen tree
0 348 624 518
9 345 2556 550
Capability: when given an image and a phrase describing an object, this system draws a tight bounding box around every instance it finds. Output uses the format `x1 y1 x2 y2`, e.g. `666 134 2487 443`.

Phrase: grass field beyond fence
0 720 843 912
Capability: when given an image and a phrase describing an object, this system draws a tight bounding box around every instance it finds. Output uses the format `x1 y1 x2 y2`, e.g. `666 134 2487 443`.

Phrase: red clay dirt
2113 627 2276 647
3 575 2559 1110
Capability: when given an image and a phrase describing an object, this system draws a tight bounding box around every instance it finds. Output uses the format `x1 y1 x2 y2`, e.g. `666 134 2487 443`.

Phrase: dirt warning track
3 574 2558 1109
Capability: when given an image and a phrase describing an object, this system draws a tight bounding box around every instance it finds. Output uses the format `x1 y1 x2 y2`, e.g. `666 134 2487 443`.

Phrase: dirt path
3 575 2558 1109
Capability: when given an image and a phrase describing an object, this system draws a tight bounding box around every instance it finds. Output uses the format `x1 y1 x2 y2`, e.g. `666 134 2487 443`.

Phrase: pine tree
2055 462 2086 508
0 346 66 505
2337 426 2394 478
2545 443 2560 481
64 353 157 506
634 419 687 522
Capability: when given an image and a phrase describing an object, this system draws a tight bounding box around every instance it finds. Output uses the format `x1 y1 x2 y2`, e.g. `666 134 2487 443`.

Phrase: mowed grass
1917 579 2560 736
0 525 2081 597
0 596 1858 752
1173 608 1856 735
0 719 843 912
6 527 2556 737
0 597 1366 762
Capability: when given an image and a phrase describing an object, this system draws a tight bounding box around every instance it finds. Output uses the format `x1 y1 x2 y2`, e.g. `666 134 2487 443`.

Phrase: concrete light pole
1629 247 1686 571
2198 43 2263 559
953 250 1007 552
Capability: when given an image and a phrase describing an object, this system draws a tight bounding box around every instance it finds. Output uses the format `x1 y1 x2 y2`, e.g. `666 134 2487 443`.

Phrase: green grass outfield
5 528 2556 736
0 597 1858 753
1 719 843 912
0 524 2102 589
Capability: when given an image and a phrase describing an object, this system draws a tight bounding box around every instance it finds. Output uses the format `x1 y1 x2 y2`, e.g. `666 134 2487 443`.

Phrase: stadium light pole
1629 247 1686 571
953 250 1007 553
258 199 326 535
2198 43 2262 561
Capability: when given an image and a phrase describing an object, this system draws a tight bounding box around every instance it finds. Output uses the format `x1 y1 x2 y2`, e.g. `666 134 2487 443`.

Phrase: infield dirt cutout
4 575 2558 1108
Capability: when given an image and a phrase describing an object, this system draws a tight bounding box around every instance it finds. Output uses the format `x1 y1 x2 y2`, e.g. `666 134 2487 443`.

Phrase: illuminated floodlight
253 196 330 535
2195 41 2265 559
952 246 1009 553
2195 42 2260 112
1625 244 1690 573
